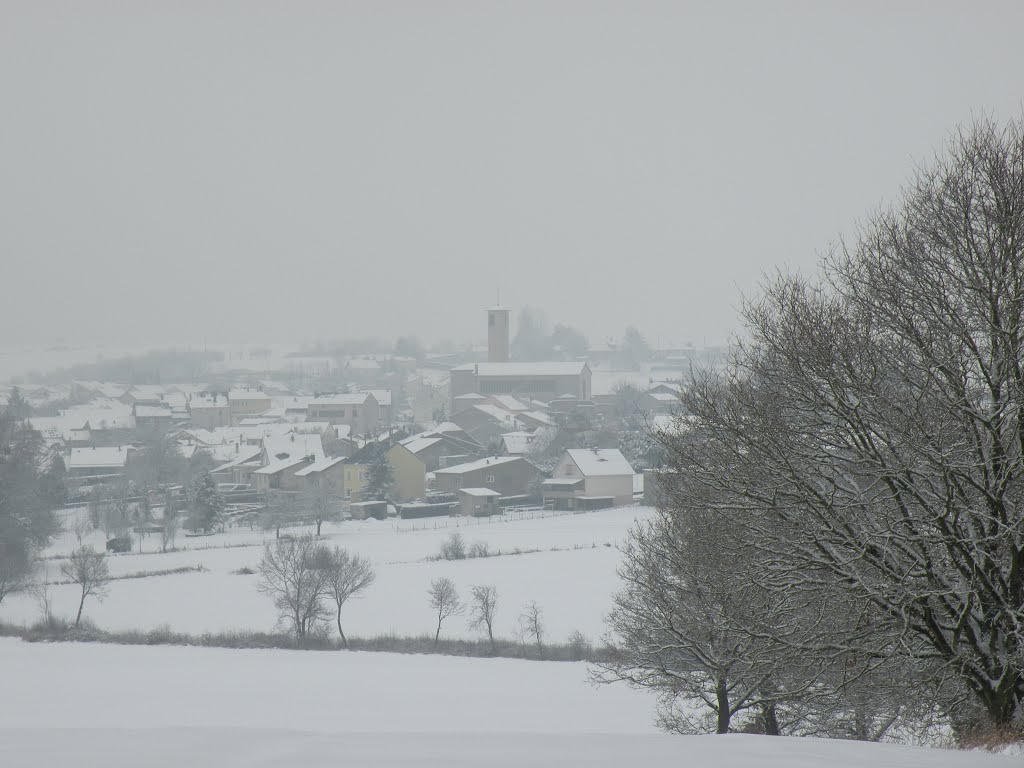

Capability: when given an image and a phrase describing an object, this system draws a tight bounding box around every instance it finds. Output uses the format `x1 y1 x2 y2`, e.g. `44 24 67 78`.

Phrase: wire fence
391 506 597 533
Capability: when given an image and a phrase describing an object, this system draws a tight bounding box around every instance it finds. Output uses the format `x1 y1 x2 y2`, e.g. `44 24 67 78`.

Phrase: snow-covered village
2 4 1024 767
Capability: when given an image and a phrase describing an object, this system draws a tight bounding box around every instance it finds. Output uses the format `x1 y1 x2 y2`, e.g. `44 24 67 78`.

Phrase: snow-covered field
2 507 650 642
0 639 1011 768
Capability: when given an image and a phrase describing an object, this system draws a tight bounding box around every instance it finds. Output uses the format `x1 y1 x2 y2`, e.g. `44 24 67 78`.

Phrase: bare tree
160 507 182 553
518 601 545 658
60 546 111 627
648 117 1024 732
467 584 498 653
257 537 332 639
261 490 299 539
31 578 55 626
600 511 770 734
428 577 462 647
323 547 376 647
299 479 342 537
71 516 92 547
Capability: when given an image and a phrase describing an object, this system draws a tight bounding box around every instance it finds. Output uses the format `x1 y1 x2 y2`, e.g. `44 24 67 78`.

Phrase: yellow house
342 462 370 502
387 443 427 502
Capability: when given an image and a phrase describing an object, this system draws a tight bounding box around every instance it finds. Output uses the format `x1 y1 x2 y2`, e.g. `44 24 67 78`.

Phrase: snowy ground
3 506 651 643
0 639 1011 768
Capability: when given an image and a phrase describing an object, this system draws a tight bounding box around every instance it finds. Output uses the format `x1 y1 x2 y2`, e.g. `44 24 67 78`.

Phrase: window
454 477 462 486
485 474 495 483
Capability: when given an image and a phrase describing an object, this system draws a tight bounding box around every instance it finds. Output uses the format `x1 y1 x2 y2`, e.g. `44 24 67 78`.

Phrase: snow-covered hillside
0 639 1010 768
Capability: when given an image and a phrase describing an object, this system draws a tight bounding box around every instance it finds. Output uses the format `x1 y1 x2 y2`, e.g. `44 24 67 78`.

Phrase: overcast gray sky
2 1 1023 350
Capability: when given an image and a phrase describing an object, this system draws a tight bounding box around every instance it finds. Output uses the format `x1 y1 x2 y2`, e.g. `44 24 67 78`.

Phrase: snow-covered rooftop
435 456 523 475
402 437 443 455
500 431 534 455
459 487 501 497
228 389 272 401
567 448 635 477
310 393 373 406
253 456 310 475
68 446 131 468
293 456 347 476
452 362 588 377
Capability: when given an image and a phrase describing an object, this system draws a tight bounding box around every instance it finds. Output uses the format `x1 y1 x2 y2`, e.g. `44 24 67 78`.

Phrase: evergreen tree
6 387 32 420
0 402 59 604
186 470 224 533
38 454 68 507
363 444 394 502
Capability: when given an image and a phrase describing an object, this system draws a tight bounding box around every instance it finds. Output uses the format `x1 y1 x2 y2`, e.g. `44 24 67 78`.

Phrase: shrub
467 540 490 558
439 533 466 560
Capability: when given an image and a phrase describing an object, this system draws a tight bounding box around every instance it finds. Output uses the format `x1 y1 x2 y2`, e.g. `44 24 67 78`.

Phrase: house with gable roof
542 448 636 509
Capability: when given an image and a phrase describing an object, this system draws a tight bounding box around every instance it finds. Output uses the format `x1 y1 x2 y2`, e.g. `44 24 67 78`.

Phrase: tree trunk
316 520 323 537
488 626 495 654
761 702 780 736
75 588 86 627
715 677 731 734
337 609 348 648
435 618 442 647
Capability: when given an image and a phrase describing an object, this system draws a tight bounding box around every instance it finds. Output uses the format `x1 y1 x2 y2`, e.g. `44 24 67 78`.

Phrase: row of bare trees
256 543 550 653
428 577 545 654
601 118 1024 740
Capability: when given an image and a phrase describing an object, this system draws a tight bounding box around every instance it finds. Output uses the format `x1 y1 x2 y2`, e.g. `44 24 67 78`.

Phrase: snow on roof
65 401 134 430
228 389 271 401
460 487 501 497
310 393 372 406
567 448 635 477
402 437 443 455
291 421 332 433
451 362 588 377
648 392 679 402
518 410 555 426
134 405 173 418
501 432 534 455
28 415 89 438
453 393 487 400
335 424 352 439
68 446 131 468
263 433 325 463
294 456 347 476
211 446 263 470
189 397 228 410
541 478 584 487
435 456 523 475
473 404 517 423
254 456 310 475
367 390 392 406
491 395 531 412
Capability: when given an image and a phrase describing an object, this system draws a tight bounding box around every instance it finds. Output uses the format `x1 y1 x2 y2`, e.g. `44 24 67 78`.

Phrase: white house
542 448 635 509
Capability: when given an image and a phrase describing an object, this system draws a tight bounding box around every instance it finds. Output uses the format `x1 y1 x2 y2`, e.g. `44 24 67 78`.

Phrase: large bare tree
60 546 111 627
646 117 1024 732
428 577 462 647
467 585 498 653
323 547 375 646
257 537 332 639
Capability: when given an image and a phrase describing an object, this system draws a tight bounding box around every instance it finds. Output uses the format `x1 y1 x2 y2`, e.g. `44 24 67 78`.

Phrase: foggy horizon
4 2 1024 351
